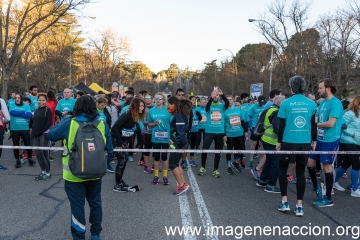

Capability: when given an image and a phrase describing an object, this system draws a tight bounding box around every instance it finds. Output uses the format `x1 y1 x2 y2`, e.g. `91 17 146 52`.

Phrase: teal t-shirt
27 94 38 112
97 109 107 122
55 98 76 118
7 99 15 108
249 103 264 127
224 107 246 137
205 103 226 134
120 105 129 116
316 96 343 142
9 104 31 130
196 106 207 130
239 108 249 123
191 108 199 133
147 106 172 143
278 94 317 143
241 103 251 113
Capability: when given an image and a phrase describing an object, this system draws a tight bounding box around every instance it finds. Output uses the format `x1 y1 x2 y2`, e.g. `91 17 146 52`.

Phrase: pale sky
79 0 345 73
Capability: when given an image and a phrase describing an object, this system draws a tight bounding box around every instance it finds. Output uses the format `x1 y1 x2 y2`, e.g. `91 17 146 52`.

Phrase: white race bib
155 130 168 140
230 115 241 126
211 111 222 122
317 127 324 139
192 120 198 128
122 128 134 137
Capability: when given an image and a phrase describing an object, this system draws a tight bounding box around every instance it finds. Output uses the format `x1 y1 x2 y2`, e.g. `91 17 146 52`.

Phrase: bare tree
0 0 89 99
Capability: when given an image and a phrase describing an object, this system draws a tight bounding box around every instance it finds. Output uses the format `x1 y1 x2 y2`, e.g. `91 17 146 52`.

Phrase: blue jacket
47 115 113 153
341 110 360 145
170 113 188 148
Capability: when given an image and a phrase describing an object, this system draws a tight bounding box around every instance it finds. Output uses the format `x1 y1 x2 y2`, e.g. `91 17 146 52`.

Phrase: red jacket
46 99 58 126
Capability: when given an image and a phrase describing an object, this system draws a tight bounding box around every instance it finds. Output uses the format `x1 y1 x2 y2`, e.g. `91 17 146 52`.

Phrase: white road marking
186 165 219 240
179 195 197 240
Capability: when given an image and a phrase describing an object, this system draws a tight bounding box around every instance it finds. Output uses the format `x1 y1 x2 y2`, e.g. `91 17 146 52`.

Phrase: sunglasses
155 97 163 100
144 96 152 99
177 94 185 96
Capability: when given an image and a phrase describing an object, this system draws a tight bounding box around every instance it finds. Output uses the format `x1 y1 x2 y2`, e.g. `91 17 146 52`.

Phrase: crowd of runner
0 76 359 217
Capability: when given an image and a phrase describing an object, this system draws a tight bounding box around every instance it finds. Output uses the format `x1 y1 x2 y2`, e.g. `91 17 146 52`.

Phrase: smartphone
214 86 218 91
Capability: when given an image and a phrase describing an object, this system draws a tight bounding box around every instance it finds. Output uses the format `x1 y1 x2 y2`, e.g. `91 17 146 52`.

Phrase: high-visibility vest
62 119 106 182
261 106 279 146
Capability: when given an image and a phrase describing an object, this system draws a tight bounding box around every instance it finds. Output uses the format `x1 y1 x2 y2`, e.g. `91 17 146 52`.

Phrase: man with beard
307 79 343 207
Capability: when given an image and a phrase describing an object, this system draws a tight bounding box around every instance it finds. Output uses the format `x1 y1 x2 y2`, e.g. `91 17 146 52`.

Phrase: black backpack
69 119 107 179
254 109 270 136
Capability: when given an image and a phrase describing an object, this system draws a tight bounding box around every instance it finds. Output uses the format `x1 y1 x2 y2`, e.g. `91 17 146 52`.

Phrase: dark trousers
33 135 50 173
260 141 279 186
64 179 102 240
196 129 205 149
226 136 245 161
115 142 129 184
201 133 224 170
11 130 32 160
189 132 198 156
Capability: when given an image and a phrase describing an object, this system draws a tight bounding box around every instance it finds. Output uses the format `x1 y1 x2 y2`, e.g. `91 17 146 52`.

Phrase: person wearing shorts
307 79 343 207
277 75 317 217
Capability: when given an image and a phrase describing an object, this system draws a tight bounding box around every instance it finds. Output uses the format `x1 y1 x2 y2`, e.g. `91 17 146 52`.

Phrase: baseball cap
258 95 266 106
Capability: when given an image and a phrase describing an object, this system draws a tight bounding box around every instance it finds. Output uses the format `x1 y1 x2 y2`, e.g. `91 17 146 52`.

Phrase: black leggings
169 141 188 170
143 133 153 157
339 143 360 170
115 142 129 184
279 160 306 200
189 132 198 157
196 129 205 149
12 130 32 160
226 136 245 161
153 142 168 161
33 135 50 173
201 133 224 170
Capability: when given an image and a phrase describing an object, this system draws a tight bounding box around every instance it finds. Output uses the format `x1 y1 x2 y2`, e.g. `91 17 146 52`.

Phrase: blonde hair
347 96 360 117
154 92 167 105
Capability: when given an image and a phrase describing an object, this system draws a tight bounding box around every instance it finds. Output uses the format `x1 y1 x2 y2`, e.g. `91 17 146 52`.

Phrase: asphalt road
0 137 359 240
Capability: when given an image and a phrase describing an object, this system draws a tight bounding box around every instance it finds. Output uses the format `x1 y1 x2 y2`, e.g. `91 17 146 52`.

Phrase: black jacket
30 106 52 137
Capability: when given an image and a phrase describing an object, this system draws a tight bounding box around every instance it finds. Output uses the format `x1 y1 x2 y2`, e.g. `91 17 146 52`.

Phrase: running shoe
313 196 333 207
231 161 242 172
113 183 127 192
15 160 21 168
22 152 28 159
248 159 254 168
198 167 206 176
341 173 348 179
239 160 245 168
138 160 145 166
32 153 37 158
152 176 159 185
254 154 259 159
181 161 188 171
351 189 360 198
251 168 260 181
128 156 133 162
189 160 198 167
35 173 51 181
256 181 267 188
163 177 169 185
265 186 280 193
315 183 323 201
333 182 345 191
0 165 7 170
143 165 153 174
212 169 221 178
120 179 129 188
107 166 115 173
227 167 233 175
347 183 360 190
173 182 189 196
294 206 304 217
316 170 321 179
20 158 27 164
91 235 100 240
278 201 290 211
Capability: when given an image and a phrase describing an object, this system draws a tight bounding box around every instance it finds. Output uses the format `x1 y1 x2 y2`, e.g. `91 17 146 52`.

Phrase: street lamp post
248 19 274 93
217 49 236 95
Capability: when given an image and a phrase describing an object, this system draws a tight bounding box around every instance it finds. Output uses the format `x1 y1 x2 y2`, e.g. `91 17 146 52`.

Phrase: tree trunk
1 67 11 101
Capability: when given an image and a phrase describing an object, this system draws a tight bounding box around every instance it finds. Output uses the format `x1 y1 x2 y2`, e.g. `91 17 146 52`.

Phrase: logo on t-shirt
294 116 306 128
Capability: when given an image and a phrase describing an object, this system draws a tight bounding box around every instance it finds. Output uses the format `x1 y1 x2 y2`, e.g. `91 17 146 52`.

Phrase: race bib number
192 120 198 128
200 115 206 123
155 130 168 140
122 128 134 137
317 127 324 139
211 111 221 122
230 115 241 126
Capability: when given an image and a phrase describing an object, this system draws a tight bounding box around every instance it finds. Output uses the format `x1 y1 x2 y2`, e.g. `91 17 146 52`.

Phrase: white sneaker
333 182 345 191
351 189 360 198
